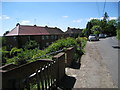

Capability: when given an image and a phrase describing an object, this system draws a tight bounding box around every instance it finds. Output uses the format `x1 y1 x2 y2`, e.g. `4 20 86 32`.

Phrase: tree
85 22 93 37
106 24 116 36
82 28 88 37
90 19 101 26
108 19 117 28
100 20 107 34
103 12 109 21
91 25 101 35
103 19 117 36
117 17 120 30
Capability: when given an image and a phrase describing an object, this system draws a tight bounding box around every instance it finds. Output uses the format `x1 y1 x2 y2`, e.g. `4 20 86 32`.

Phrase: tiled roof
5 24 64 36
65 27 82 34
46 27 64 35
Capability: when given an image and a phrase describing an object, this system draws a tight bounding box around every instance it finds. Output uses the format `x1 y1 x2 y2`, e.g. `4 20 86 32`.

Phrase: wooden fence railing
23 60 57 90
2 59 55 89
1 47 75 89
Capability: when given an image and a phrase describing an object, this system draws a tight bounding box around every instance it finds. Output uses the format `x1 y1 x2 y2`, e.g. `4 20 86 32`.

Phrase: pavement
59 37 118 89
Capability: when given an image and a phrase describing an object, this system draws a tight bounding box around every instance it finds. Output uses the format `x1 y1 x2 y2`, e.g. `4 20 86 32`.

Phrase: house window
30 36 34 40
46 42 49 46
51 35 54 39
46 35 49 39
42 36 45 40
13 36 17 41
55 35 57 39
28 36 31 40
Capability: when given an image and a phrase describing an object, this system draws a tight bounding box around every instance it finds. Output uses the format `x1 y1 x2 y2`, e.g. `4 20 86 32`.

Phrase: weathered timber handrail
2 47 75 89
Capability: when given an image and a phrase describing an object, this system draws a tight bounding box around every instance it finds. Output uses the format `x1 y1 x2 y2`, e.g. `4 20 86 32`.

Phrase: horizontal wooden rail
2 47 75 89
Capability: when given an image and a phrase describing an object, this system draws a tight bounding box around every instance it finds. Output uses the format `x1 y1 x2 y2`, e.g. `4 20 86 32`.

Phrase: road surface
97 37 119 87
61 36 118 88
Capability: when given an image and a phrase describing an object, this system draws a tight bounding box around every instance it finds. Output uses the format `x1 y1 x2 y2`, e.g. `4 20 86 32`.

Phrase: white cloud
21 20 30 24
62 16 69 18
87 17 117 21
87 17 103 21
73 19 83 23
0 15 10 20
109 17 117 20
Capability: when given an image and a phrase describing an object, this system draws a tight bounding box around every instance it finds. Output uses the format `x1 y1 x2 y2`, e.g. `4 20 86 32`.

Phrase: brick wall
5 34 63 50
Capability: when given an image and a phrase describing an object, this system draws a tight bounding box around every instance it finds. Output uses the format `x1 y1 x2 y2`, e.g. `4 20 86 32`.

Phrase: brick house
5 23 64 50
65 27 82 38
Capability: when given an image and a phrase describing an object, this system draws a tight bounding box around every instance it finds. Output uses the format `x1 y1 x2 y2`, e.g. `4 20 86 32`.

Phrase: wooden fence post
36 69 40 90
25 77 30 90
52 52 65 87
39 67 44 90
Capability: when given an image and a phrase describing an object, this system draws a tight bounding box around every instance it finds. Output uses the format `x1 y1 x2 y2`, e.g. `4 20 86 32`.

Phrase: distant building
65 27 82 38
5 23 64 49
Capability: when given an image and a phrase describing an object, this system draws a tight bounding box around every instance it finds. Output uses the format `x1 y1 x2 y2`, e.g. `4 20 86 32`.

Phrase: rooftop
5 24 64 36
65 27 82 34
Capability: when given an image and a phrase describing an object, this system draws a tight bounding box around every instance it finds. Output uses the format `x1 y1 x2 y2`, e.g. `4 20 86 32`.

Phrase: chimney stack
16 23 20 26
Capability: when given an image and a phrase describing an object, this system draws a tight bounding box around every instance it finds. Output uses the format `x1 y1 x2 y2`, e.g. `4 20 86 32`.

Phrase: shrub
76 37 87 49
73 37 87 61
10 47 23 57
32 50 52 61
117 29 120 40
1 46 10 65
7 49 41 65
15 54 28 65
6 37 87 65
45 37 76 54
24 40 39 49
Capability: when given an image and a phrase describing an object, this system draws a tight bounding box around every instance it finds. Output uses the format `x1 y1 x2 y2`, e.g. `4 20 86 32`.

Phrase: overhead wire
96 0 101 18
103 0 106 16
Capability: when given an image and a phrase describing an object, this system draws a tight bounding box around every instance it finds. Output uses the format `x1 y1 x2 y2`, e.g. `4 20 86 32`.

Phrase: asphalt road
97 36 119 87
61 36 119 88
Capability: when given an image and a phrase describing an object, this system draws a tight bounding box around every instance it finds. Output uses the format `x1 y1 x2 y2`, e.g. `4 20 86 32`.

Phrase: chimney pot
16 23 20 26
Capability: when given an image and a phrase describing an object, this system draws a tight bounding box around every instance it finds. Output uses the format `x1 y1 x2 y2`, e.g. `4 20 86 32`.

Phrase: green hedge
45 37 77 53
4 37 87 65
117 29 120 40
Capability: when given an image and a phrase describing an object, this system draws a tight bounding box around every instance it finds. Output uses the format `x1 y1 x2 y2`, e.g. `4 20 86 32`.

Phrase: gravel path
65 41 117 88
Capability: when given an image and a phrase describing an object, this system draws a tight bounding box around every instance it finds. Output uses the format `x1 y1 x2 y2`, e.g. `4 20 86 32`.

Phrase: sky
0 1 119 36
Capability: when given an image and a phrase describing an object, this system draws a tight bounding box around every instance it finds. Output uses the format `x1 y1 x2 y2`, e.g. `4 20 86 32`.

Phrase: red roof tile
5 24 64 36
65 27 82 34
46 27 64 35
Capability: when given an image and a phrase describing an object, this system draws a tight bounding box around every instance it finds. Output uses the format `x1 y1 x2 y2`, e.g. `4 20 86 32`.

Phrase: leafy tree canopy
108 19 117 27
90 19 101 26
91 25 101 35
103 12 109 21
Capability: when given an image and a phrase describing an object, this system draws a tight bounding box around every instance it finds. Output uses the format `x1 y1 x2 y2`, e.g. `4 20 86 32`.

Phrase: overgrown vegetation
73 37 87 61
82 12 118 37
116 29 120 40
1 37 87 65
1 13 119 66
116 17 120 40
24 40 39 49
